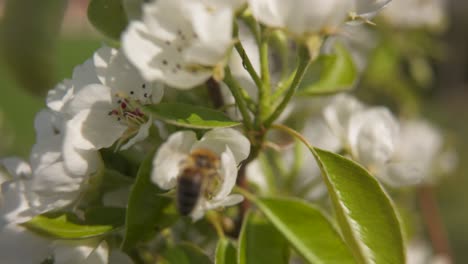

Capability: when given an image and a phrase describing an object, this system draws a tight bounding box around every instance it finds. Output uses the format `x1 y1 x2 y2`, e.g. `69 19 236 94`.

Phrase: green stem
224 68 253 131
233 21 261 91
234 39 262 91
271 68 296 102
256 29 271 127
264 46 311 128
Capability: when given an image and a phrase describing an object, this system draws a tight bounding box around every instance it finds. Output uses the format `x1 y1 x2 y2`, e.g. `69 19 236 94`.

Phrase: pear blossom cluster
0 0 458 262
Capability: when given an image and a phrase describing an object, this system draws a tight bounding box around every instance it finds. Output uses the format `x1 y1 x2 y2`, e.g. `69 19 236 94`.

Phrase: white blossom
323 94 401 180
122 0 241 89
248 0 391 38
61 46 163 176
152 128 250 220
381 0 447 30
378 119 456 187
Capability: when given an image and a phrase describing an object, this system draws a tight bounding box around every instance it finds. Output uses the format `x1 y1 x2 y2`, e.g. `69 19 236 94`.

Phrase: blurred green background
0 0 466 262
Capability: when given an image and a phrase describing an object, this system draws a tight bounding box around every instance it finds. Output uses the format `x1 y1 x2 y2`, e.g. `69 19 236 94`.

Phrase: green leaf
215 238 237 264
162 243 212 264
22 215 113 239
85 206 126 227
238 212 290 264
144 103 240 129
88 0 128 40
121 149 174 250
254 198 355 264
298 44 357 95
311 148 405 264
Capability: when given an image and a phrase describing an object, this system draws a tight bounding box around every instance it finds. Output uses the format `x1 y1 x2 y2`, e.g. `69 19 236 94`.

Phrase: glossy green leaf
238 212 289 264
88 0 128 40
22 215 113 239
311 148 405 264
162 243 212 264
85 206 126 227
215 238 237 264
144 103 240 129
121 149 173 250
298 44 357 95
254 198 355 264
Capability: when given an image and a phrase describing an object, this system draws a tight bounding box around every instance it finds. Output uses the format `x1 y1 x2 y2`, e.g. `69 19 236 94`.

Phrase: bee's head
189 148 220 169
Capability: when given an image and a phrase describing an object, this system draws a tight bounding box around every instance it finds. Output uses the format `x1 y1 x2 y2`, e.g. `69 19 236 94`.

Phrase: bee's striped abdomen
176 170 202 216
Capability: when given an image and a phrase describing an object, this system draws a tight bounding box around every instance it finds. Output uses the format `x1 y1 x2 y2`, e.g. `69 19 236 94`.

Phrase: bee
176 148 222 216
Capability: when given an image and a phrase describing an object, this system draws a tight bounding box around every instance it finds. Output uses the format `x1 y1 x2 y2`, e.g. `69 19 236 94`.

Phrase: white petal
352 0 392 20
323 94 364 143
47 79 74 112
192 128 250 164
122 21 165 82
152 131 196 189
54 240 108 264
95 46 158 104
63 121 100 176
32 162 82 194
71 57 101 92
0 181 36 224
248 0 285 29
249 0 351 36
30 137 62 172
34 109 64 140
347 107 398 167
377 162 424 188
0 157 31 180
184 5 233 66
122 4 213 89
74 108 128 150
0 224 52 263
67 84 113 117
120 118 152 150
214 147 238 200
82 241 109 264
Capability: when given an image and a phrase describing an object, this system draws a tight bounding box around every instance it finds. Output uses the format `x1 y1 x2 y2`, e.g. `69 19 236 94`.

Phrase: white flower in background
324 94 400 178
152 128 250 220
378 119 457 187
248 0 391 38
61 46 164 176
123 0 243 89
381 0 447 30
406 239 451 264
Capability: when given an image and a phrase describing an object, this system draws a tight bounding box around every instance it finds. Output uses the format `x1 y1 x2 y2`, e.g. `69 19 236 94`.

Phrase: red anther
121 102 127 109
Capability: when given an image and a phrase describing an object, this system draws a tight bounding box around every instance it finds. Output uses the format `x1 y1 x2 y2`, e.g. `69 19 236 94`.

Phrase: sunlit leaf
253 198 356 264
298 44 357 95
22 215 113 239
311 148 405 264
144 103 240 129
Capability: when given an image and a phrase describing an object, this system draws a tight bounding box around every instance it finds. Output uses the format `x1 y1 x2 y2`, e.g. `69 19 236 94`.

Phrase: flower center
108 93 148 129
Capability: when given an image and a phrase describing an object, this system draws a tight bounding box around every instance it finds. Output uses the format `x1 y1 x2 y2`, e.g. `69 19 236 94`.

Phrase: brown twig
206 78 224 109
417 185 454 263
